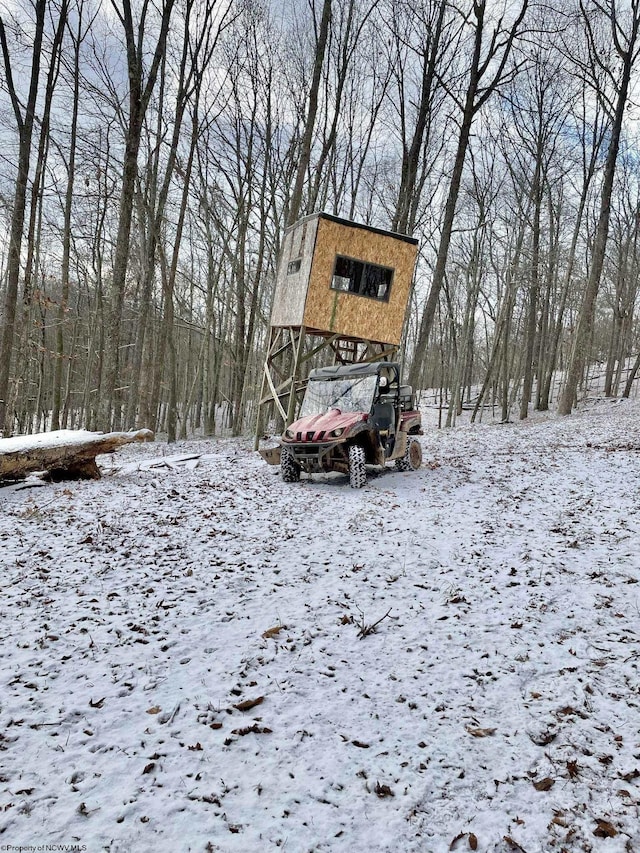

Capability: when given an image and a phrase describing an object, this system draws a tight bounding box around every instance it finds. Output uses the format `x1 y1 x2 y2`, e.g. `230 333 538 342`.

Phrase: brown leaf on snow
146 706 162 715
231 724 272 736
142 763 155 774
449 832 477 850
89 697 105 708
533 777 555 791
566 759 580 778
465 725 496 738
620 768 640 781
262 625 284 639
352 740 370 749
233 696 264 712
593 819 618 838
503 837 527 852
556 705 587 719
374 781 394 798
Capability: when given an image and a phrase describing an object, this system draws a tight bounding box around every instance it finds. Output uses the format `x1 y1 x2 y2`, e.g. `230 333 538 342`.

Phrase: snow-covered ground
1 399 639 852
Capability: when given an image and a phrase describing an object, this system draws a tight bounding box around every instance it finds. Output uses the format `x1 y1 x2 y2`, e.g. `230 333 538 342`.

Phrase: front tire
348 444 366 489
395 438 422 471
281 447 301 482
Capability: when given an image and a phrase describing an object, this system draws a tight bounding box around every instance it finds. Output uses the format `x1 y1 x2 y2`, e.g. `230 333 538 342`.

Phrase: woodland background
1 0 640 440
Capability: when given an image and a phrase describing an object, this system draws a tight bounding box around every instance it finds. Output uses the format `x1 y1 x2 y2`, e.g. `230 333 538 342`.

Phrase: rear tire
348 444 366 489
396 438 422 471
281 447 300 482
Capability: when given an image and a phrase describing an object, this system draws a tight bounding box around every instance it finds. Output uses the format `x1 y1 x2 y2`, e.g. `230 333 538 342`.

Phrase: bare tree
601 159 640 397
51 0 93 429
287 0 332 225
98 0 177 430
408 0 529 391
304 0 382 215
559 0 640 414
537 82 607 410
0 0 47 434
389 0 450 236
498 43 570 419
125 0 224 429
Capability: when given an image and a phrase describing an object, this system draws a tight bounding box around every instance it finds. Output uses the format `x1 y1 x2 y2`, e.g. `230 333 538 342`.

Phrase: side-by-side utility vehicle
261 361 422 488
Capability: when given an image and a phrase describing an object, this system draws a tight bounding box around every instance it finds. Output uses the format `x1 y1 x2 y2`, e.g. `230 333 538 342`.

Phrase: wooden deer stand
256 212 418 445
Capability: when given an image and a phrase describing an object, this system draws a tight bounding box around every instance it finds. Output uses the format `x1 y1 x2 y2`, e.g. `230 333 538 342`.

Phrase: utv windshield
300 375 378 416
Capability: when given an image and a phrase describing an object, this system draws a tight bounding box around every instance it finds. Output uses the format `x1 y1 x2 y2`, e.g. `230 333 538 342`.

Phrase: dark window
287 258 302 275
331 255 393 302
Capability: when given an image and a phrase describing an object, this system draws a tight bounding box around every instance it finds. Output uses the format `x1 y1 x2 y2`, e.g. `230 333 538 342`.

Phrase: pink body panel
287 409 366 442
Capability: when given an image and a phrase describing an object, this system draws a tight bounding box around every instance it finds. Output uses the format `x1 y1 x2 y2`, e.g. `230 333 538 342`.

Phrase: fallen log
0 429 154 483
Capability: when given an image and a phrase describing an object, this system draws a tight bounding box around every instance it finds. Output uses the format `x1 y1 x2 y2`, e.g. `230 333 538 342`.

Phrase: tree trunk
558 3 640 414
391 0 447 236
520 152 542 420
0 428 153 482
409 0 528 390
0 0 47 434
287 0 332 226
99 0 176 430
53 2 80 430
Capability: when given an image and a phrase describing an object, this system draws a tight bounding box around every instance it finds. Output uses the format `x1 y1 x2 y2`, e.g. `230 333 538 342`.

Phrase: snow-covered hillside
1 399 639 852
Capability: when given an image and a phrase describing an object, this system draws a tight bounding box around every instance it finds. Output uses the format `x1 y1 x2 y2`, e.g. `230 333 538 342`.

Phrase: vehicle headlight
285 429 295 439
330 427 344 437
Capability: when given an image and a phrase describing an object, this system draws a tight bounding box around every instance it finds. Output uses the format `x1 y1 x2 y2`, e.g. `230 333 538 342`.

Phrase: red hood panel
289 409 365 440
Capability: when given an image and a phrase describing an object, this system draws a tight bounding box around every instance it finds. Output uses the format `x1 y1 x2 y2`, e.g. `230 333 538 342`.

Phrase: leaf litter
0 401 639 851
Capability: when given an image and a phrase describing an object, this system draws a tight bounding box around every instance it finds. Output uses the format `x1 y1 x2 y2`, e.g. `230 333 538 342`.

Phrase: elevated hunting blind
256 212 418 441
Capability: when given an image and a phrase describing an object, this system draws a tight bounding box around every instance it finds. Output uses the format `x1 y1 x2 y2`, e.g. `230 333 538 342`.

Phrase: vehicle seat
372 402 395 432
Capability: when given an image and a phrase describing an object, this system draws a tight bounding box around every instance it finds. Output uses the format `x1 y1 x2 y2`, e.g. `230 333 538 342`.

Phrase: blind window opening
331 255 393 302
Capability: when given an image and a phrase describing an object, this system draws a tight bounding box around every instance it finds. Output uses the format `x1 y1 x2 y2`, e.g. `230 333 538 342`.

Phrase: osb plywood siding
270 216 319 328
303 217 417 345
